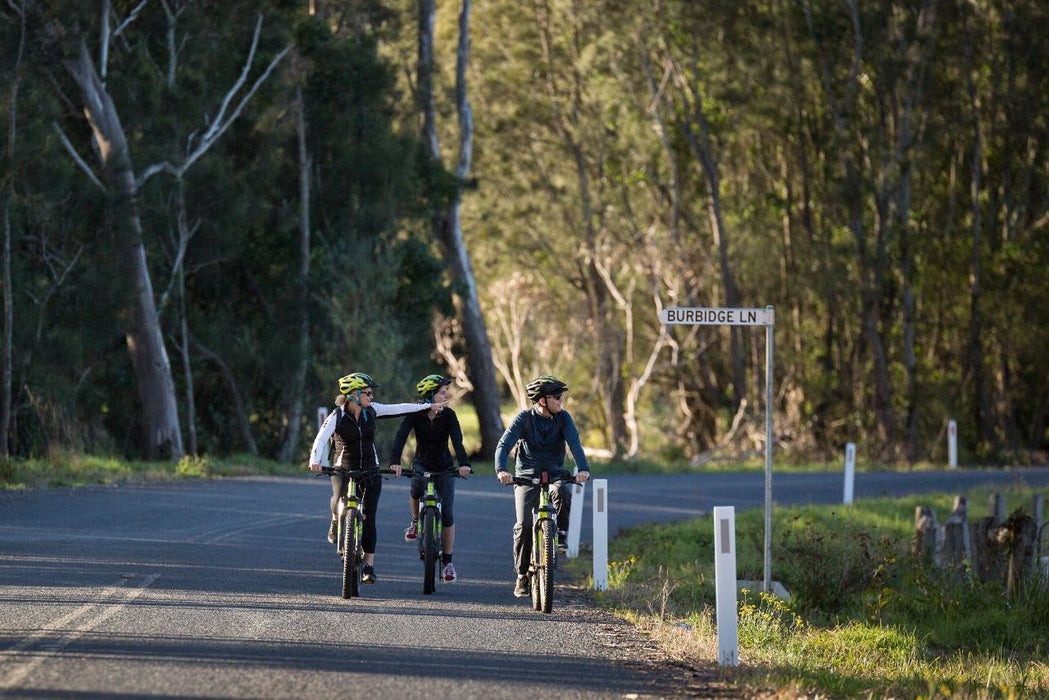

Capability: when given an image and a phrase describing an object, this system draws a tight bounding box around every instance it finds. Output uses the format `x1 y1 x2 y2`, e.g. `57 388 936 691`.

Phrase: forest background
1 0 1047 469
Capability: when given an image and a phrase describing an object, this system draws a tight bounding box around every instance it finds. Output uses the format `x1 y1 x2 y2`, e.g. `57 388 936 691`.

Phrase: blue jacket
494 408 589 478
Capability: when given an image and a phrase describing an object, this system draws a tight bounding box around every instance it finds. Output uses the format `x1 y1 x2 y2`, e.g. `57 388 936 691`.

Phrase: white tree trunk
64 41 184 459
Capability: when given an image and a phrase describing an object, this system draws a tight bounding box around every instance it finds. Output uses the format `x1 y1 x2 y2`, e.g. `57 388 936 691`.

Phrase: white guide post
317 406 328 431
713 506 739 667
661 305 776 593
592 479 608 591
843 442 856 505
948 419 958 469
566 466 585 558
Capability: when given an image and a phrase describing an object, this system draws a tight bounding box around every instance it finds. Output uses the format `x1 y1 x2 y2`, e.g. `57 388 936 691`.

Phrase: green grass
573 481 1049 698
0 450 301 489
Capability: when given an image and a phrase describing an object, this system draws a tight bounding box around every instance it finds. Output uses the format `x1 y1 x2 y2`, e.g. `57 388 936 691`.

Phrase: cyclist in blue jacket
389 374 472 583
494 375 590 598
309 372 443 584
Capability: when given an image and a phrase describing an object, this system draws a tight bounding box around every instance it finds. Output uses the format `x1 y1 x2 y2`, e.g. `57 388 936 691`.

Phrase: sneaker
404 520 418 542
361 564 376 584
327 520 337 544
513 575 529 598
557 530 568 553
442 562 457 582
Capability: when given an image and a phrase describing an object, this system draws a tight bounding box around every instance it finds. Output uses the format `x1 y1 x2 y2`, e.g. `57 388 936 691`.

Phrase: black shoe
513 575 529 598
361 564 376 584
557 531 568 553
327 520 337 544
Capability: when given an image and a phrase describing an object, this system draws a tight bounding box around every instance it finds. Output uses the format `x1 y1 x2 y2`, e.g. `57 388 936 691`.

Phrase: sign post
661 305 775 593
843 442 856 505
713 506 739 667
566 466 585 558
592 479 609 591
948 419 958 469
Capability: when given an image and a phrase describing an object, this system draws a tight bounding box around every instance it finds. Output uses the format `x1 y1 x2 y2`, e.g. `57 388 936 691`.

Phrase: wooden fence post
942 496 970 573
912 506 940 563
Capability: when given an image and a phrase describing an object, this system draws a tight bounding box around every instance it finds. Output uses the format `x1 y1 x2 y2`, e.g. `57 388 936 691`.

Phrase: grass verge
570 481 1049 698
0 451 301 489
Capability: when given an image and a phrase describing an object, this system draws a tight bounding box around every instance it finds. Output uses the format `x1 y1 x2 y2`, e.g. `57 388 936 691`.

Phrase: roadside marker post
661 305 775 593
592 479 608 591
843 442 856 505
713 506 739 667
317 406 328 431
948 419 958 469
566 466 585 558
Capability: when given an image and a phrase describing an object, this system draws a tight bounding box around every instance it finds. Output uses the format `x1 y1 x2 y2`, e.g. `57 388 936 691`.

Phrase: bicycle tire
539 518 556 613
422 508 438 594
342 509 361 599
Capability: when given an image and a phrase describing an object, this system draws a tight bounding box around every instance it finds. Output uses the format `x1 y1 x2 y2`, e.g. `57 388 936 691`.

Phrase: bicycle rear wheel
538 518 555 613
342 509 362 599
422 508 438 594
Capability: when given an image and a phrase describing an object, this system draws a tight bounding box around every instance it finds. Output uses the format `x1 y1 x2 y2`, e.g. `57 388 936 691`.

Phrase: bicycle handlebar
503 474 578 486
316 466 401 479
397 467 469 479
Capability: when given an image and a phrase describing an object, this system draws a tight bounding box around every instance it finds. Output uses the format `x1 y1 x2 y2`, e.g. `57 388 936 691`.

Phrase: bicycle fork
336 482 363 557
533 487 557 569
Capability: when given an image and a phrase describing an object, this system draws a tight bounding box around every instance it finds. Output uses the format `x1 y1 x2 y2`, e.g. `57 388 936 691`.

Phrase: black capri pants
410 469 457 527
330 470 383 554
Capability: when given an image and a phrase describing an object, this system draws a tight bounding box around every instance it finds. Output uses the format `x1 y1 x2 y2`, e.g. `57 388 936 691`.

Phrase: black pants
512 482 571 576
330 471 382 554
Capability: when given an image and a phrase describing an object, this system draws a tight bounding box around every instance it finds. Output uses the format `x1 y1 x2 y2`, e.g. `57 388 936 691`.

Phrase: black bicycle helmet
525 375 568 403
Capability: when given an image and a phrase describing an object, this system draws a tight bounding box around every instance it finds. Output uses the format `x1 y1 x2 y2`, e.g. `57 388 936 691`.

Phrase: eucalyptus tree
416 0 504 459
27 1 289 458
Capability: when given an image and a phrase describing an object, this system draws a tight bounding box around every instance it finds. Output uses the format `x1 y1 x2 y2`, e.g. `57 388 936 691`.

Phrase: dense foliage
2 0 1047 464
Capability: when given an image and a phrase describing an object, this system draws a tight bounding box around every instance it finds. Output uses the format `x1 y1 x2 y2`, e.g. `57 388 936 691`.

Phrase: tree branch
52 122 105 191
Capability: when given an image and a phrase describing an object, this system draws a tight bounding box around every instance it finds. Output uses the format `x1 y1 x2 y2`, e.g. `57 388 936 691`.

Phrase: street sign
660 304 776 593
660 307 772 326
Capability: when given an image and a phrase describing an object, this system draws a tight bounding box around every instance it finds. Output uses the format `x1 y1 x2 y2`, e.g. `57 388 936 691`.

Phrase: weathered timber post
971 493 1008 583
912 506 940 564
1005 510 1038 597
942 496 971 573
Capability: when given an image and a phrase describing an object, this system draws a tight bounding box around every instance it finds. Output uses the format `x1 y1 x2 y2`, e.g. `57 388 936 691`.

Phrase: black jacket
389 408 470 472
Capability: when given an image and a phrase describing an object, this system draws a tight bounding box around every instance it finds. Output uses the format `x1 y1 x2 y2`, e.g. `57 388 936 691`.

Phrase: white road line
0 573 159 692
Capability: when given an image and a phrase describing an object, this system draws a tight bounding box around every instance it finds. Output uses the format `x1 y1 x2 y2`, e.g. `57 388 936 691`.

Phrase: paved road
1 467 1046 698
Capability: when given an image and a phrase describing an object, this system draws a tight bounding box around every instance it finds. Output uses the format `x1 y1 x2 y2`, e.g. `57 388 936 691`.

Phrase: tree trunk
64 41 183 460
966 77 993 454
1 1 26 457
418 0 503 458
278 84 311 464
675 66 746 411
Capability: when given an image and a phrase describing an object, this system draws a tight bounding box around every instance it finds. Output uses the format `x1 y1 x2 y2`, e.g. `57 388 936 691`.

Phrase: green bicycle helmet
338 372 380 395
416 374 453 400
525 375 568 403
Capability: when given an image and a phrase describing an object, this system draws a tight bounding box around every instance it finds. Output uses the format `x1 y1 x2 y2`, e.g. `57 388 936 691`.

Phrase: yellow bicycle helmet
416 374 453 400
338 372 380 395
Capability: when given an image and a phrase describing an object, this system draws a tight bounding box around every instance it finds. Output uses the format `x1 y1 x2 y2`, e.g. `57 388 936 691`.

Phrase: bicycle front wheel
422 508 438 594
538 518 556 613
342 509 362 599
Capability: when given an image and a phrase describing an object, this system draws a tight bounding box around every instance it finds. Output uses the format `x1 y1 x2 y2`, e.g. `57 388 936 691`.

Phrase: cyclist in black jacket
390 375 472 582
309 372 443 584
494 375 590 597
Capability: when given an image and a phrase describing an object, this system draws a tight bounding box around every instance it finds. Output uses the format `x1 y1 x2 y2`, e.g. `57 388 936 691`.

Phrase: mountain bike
404 468 467 594
319 466 392 599
508 473 573 614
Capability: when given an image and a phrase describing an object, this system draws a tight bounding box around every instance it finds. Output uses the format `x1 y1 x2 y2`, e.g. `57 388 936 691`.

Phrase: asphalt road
2 467 1047 698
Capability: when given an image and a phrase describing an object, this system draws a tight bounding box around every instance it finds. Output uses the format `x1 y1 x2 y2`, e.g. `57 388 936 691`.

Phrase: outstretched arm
308 410 337 471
